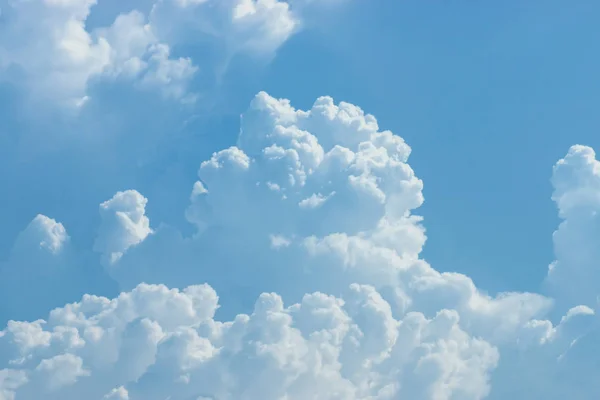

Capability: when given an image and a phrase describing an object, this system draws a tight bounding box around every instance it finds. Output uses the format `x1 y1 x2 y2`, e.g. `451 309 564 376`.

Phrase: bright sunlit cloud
0 1 599 399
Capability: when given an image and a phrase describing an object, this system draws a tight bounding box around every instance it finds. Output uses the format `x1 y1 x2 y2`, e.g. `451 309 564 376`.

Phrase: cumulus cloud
103 92 431 305
0 281 592 399
0 0 195 106
14 2 600 397
94 190 152 265
547 144 600 309
0 282 500 399
12 215 70 257
0 0 340 107
1 92 600 399
149 0 298 59
108 93 552 339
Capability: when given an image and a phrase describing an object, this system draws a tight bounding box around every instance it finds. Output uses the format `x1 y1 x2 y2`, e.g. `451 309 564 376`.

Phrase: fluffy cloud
0 0 195 106
94 190 152 265
1 93 599 399
547 145 600 309
109 92 427 298
0 282 500 399
0 0 338 107
107 92 552 339
12 215 70 257
0 215 75 322
14 2 599 397
0 0 350 266
149 0 298 59
0 283 592 399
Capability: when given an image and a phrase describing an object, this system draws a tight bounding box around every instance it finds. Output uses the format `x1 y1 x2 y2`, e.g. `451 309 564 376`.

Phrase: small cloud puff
12 215 69 256
94 190 152 265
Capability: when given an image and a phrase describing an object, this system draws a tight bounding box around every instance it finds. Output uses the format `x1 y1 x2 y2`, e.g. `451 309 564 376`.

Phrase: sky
0 0 599 399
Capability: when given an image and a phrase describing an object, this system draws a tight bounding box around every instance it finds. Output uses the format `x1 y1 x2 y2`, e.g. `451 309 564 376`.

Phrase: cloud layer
0 282 501 400
1 92 599 399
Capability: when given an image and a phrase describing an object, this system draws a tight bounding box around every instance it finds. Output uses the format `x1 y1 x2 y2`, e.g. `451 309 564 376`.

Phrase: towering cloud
1 93 598 399
548 145 600 309
0 215 74 322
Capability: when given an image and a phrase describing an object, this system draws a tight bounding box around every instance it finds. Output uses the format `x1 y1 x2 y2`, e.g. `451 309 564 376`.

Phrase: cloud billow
0 92 598 399
1 1 599 398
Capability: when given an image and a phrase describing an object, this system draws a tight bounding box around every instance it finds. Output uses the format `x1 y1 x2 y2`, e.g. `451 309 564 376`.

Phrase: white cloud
0 368 27 400
108 93 551 346
198 91 421 236
34 354 90 391
103 386 129 399
6 0 599 396
12 215 70 256
0 0 110 106
0 0 197 106
94 190 152 265
1 93 599 398
547 144 600 308
298 192 335 209
103 92 429 304
269 234 291 249
0 0 342 108
97 10 198 101
0 281 501 400
149 0 299 58
0 279 591 399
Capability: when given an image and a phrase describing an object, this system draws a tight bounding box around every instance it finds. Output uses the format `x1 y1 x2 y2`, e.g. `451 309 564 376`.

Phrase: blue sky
1 1 600 399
